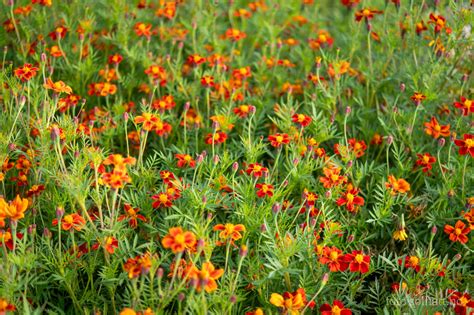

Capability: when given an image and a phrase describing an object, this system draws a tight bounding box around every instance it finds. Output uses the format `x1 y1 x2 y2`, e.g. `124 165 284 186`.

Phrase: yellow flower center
346 193 354 203
355 254 364 263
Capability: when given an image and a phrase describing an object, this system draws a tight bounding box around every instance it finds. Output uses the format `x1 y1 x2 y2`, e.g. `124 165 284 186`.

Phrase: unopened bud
123 112 129 122
431 225 437 235
325 190 332 199
28 224 36 234
347 234 355 243
260 223 267 232
386 135 394 145
50 126 60 141
239 245 248 257
400 83 405 92
43 228 52 238
184 102 190 111
322 273 329 285
178 293 185 301
438 138 445 147
213 155 220 164
212 121 220 130
453 254 462 261
347 160 353 168
56 207 64 219
232 162 239 172
345 106 351 115
156 267 164 279
272 203 281 214
202 196 207 204
197 238 205 251
230 295 237 304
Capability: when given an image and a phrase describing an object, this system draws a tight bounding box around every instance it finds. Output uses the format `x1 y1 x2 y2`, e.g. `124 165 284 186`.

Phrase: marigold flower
187 54 206 66
225 28 247 41
134 113 160 131
14 63 39 82
134 22 152 38
213 223 245 243
454 96 473 116
291 113 312 127
398 255 420 272
347 138 367 158
0 229 23 250
232 66 252 80
0 298 16 313
0 195 28 222
336 187 364 213
385 175 410 195
205 132 228 145
118 204 146 228
270 288 314 314
162 227 197 254
444 220 470 244
152 192 173 208
454 134 474 157
44 78 73 94
320 167 347 188
345 250 370 273
415 21 428 35
188 262 224 292
256 183 274 198
108 53 123 65
429 13 451 34
233 105 255 118
447 290 474 315
101 168 132 189
144 65 167 84
52 213 86 231
48 26 68 40
246 163 268 178
415 153 436 173
320 300 352 315
410 92 426 105
123 252 153 278
103 154 136 169
319 246 348 272
175 154 196 168
355 8 383 22
393 227 408 241
341 0 360 8
424 117 450 139
268 133 290 148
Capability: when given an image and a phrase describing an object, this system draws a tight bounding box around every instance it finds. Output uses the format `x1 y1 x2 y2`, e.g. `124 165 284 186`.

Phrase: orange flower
415 21 428 35
48 25 68 40
429 13 451 34
319 167 347 188
175 154 196 168
134 113 159 131
355 8 383 22
52 213 86 231
410 92 426 105
336 187 364 213
444 220 470 244
0 229 23 250
134 22 152 38
14 63 39 82
104 236 119 254
320 300 352 315
268 133 290 148
225 28 246 41
345 250 370 274
152 95 176 111
319 246 348 272
44 78 73 94
189 262 224 292
0 195 29 222
123 252 153 278
270 288 313 315
424 117 450 139
108 53 123 65
454 134 474 157
103 154 136 169
0 298 16 313
213 223 246 242
101 168 132 189
144 65 167 84
385 175 410 195
49 45 65 58
161 227 197 253
348 138 367 158
454 96 473 116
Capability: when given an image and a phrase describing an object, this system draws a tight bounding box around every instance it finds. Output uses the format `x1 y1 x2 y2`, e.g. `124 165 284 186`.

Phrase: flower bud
400 83 405 92
438 138 445 147
386 135 394 145
184 102 190 111
212 121 220 130
43 228 52 238
249 105 256 113
20 95 26 106
431 225 437 235
50 126 60 141
260 223 267 232
345 106 352 115
453 254 462 261
178 293 185 302
239 245 248 257
272 203 281 214
325 190 332 199
156 267 164 279
322 273 329 285
197 238 205 251
56 207 64 219
347 160 353 168
196 154 204 164
230 295 237 304
123 112 129 122
213 155 220 164
28 224 36 235
347 234 355 243
202 196 207 204
232 162 239 172
207 213 213 220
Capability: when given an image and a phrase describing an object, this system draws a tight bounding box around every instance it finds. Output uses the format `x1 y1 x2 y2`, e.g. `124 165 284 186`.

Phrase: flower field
0 0 473 314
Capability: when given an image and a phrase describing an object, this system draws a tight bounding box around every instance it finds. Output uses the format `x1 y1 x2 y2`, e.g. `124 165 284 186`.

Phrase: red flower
415 153 436 173
345 250 370 273
255 183 274 198
104 236 119 254
186 54 206 66
268 133 290 147
233 105 255 118
48 26 68 40
336 187 364 213
444 220 470 244
118 204 146 228
429 13 452 34
246 163 268 178
108 54 123 65
410 92 426 105
134 22 152 38
152 95 176 111
397 255 420 272
152 192 173 208
292 113 312 127
454 97 473 116
355 8 383 22
175 154 196 168
14 63 39 82
348 138 367 158
205 132 228 145
303 189 318 206
320 300 352 315
319 246 348 272
0 229 23 250
454 134 474 157
448 290 474 315
160 171 176 184
52 213 86 231
201 75 215 87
